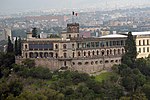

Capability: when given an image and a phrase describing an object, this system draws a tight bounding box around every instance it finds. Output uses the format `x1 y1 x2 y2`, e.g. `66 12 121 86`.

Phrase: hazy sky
0 0 150 14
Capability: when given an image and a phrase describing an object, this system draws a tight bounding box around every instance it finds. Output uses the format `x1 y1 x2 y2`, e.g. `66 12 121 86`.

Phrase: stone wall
16 56 121 74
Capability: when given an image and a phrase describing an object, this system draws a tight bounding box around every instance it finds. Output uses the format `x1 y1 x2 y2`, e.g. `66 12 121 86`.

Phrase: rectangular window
106 41 109 47
29 44 53 50
139 40 141 46
95 42 99 47
113 41 116 46
143 47 145 53
147 47 149 52
100 42 105 47
121 40 123 45
147 40 149 45
72 44 75 48
91 42 95 47
110 41 112 46
77 43 80 48
82 43 86 48
86 42 90 48
143 40 145 45
116 41 120 45
139 48 141 53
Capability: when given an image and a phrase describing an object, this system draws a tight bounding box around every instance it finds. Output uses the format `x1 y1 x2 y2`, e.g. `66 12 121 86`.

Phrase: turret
27 32 32 39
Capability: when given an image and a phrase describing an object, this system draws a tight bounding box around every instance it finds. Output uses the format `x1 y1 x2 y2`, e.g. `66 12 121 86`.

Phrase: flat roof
123 31 150 36
100 34 127 38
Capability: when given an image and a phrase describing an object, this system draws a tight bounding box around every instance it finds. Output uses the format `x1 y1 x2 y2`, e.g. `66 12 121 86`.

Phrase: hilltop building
17 23 127 74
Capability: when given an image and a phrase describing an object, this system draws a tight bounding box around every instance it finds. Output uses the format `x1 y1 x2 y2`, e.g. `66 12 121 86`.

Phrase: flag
75 13 78 16
72 11 75 15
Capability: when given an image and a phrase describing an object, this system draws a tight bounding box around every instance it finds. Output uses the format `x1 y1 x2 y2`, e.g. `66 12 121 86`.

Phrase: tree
142 83 150 99
14 37 18 56
8 80 23 97
135 58 150 76
121 68 146 92
122 32 137 67
0 52 15 68
7 36 13 53
32 28 37 38
18 36 22 56
132 90 148 100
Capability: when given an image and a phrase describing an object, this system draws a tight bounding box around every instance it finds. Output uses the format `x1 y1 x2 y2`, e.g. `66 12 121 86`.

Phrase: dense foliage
122 32 137 67
32 27 37 38
14 36 22 56
0 56 150 99
0 32 150 99
7 36 13 53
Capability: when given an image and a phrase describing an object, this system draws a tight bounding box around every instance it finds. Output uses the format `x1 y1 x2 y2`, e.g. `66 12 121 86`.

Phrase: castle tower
66 23 79 38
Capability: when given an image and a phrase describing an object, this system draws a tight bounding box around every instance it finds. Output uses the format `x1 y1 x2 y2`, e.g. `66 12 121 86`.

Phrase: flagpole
72 11 74 23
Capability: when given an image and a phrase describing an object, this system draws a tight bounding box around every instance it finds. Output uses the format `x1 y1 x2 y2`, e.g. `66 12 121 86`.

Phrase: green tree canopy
32 27 37 38
18 36 22 56
122 32 137 67
7 36 13 53
14 37 18 56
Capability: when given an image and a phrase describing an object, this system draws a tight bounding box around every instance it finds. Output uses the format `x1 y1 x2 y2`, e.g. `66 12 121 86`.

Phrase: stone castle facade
17 23 127 74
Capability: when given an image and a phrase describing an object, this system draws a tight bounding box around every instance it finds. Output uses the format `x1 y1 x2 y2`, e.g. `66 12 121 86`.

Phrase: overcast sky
0 0 150 14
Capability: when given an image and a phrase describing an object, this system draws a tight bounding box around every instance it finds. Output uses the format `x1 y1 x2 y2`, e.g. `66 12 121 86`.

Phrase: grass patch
95 72 116 82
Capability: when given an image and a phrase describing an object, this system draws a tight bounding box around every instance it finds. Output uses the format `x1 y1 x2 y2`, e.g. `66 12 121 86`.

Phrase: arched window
101 50 105 56
64 61 67 66
97 50 99 55
114 49 116 55
44 52 48 58
84 52 86 56
55 53 58 58
55 44 58 49
72 52 75 58
78 62 82 65
100 61 103 64
25 53 28 58
49 52 53 57
107 50 109 55
105 60 109 63
25 45 27 49
78 52 81 57
92 51 95 56
85 62 89 65
72 44 75 48
35 52 38 58
110 49 112 55
63 44 67 49
88 51 90 56
91 61 94 65
95 61 98 64
69 34 71 38
122 49 124 54
118 49 120 54
29 52 33 58
64 53 67 58
72 62 75 65
39 52 43 58
111 60 114 63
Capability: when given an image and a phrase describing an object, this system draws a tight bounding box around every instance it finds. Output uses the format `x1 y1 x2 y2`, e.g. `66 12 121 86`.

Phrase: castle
16 23 128 74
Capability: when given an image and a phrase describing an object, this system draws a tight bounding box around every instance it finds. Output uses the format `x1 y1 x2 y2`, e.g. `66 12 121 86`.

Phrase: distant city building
40 32 48 38
0 28 12 41
0 29 5 41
